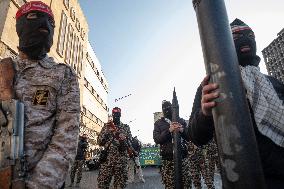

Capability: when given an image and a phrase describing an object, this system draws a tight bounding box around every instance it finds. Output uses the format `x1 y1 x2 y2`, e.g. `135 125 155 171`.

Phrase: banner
139 147 161 166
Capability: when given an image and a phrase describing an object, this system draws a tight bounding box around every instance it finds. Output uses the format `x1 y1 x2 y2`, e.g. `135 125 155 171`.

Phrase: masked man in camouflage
153 100 191 189
97 107 132 189
0 1 80 188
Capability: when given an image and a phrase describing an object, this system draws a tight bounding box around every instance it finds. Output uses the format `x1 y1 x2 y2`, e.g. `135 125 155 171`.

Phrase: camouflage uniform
161 158 191 189
70 160 84 184
97 122 132 189
187 141 204 189
203 139 220 189
153 115 190 189
12 56 80 189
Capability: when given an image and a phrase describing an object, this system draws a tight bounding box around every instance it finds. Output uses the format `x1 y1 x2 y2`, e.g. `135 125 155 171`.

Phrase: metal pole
172 88 183 189
192 0 266 188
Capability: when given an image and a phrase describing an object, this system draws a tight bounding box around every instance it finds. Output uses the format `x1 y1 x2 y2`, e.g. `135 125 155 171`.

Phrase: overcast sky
79 0 284 144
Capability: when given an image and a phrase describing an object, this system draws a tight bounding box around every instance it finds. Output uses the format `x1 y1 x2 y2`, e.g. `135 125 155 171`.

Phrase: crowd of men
0 1 283 189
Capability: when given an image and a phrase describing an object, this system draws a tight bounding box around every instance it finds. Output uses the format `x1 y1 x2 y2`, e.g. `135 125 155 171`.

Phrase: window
84 78 88 87
71 34 78 69
64 0 69 9
57 11 67 57
65 24 73 65
83 106 86 114
76 42 81 73
74 36 80 71
70 7 75 21
78 44 84 75
75 18 81 32
81 28 86 40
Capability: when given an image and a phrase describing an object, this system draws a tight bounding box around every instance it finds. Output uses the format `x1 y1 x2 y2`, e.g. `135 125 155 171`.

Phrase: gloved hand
0 106 7 126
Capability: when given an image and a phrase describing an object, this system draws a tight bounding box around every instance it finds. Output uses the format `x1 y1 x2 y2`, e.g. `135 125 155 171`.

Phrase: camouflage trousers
161 158 191 189
97 155 128 189
204 153 220 189
188 155 205 189
70 160 84 184
203 140 220 189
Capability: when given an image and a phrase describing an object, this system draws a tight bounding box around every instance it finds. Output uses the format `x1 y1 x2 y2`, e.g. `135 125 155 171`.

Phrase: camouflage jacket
97 122 132 159
13 56 80 189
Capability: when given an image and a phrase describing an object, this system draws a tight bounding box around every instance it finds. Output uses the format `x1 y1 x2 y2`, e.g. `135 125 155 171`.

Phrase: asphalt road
65 167 222 189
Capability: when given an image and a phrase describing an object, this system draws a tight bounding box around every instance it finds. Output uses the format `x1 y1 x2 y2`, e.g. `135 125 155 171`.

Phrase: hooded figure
16 1 55 60
230 18 260 67
112 107 122 125
3 2 81 189
230 19 284 149
188 18 284 189
162 100 172 121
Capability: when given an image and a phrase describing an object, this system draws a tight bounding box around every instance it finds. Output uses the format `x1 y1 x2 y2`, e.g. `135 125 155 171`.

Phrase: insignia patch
33 90 49 106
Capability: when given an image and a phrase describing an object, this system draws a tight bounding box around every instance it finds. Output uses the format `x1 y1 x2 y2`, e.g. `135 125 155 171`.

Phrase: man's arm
153 121 171 144
188 84 215 146
26 66 80 189
189 110 214 146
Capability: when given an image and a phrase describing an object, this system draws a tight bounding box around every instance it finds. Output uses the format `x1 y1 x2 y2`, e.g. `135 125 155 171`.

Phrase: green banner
139 147 161 166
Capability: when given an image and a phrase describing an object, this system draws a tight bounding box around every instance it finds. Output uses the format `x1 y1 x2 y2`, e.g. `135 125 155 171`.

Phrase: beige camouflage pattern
97 122 132 158
160 158 192 189
13 56 80 189
70 160 84 184
187 141 205 189
203 139 220 189
97 122 132 189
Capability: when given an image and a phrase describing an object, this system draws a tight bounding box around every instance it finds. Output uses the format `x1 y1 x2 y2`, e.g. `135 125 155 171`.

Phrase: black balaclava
230 18 260 67
112 107 121 125
162 100 172 121
16 11 54 60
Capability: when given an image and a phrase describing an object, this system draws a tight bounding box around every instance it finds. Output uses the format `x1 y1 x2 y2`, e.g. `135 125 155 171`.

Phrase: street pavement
65 167 222 189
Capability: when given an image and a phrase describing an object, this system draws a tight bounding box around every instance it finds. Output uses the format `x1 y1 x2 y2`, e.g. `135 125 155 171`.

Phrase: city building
0 0 109 151
82 42 109 150
153 112 163 123
262 28 284 83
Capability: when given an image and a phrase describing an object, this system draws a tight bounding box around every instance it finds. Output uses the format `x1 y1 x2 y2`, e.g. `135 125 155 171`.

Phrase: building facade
81 42 109 151
0 0 108 151
153 112 163 123
262 28 284 83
